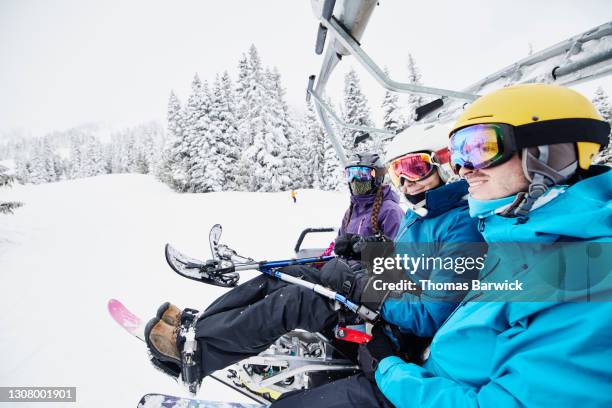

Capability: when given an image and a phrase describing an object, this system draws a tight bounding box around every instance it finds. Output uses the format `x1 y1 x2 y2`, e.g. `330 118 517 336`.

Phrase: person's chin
406 185 426 195
468 180 489 199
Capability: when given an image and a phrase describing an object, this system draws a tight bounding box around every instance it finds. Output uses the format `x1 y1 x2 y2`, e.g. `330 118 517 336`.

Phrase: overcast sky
1 0 611 138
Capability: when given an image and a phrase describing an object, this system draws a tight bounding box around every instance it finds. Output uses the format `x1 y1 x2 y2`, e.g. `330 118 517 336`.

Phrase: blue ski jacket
375 166 612 408
381 180 485 336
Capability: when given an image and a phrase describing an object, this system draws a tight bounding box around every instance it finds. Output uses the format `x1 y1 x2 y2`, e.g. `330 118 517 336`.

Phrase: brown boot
156 302 182 327
145 317 181 365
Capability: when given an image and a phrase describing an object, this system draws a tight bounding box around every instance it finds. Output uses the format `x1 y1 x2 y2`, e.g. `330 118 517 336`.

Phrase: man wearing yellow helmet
370 84 612 407
448 84 609 219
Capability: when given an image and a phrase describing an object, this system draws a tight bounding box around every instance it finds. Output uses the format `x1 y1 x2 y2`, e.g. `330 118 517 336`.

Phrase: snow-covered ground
0 174 347 407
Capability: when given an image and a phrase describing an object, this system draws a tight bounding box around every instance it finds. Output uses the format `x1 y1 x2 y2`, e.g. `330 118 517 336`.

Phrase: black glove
358 324 397 381
319 258 368 302
321 240 400 313
334 233 362 259
335 233 393 260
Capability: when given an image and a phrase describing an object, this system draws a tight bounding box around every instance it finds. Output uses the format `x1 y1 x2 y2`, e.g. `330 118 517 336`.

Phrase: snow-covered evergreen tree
241 45 268 191
233 53 254 190
302 101 327 189
79 136 107 178
27 141 49 184
0 164 22 214
42 137 62 182
381 67 403 134
239 45 292 191
264 67 294 190
218 71 241 190
405 53 424 126
592 86 612 166
342 68 376 154
159 91 189 191
14 154 30 184
183 75 214 192
206 74 236 191
321 135 344 191
4 122 163 185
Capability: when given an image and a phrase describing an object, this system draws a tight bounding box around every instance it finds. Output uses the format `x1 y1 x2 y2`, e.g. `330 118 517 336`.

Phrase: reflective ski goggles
449 123 517 173
388 148 450 185
345 166 376 183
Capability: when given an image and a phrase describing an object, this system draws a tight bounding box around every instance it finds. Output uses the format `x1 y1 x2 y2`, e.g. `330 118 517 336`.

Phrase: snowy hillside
0 174 348 407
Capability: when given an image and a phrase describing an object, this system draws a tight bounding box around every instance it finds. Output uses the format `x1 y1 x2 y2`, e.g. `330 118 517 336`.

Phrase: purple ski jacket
338 185 404 239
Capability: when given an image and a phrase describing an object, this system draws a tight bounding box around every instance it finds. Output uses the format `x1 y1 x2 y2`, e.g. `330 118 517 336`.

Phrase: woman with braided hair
322 152 405 257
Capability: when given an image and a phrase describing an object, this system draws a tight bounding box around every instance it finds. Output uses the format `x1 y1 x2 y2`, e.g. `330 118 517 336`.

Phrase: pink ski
108 298 146 341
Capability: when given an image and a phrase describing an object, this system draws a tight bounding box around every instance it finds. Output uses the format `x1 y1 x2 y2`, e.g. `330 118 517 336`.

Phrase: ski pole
222 258 379 322
257 264 380 323
168 243 380 323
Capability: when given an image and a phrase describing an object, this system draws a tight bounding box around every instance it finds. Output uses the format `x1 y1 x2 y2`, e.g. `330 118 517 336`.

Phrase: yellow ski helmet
451 83 610 170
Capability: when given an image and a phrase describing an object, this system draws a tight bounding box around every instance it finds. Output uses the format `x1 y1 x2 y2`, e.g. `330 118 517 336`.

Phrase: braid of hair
370 186 384 235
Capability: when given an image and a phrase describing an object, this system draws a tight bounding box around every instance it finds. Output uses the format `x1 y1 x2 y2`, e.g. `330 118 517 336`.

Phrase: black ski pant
194 265 339 377
271 373 393 408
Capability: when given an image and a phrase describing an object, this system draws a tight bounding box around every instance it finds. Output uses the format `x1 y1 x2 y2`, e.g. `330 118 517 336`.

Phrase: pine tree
405 53 423 126
381 66 403 133
80 136 106 177
342 68 376 154
592 86 612 166
302 101 327 189
240 45 289 191
242 45 268 191
321 134 344 191
0 164 22 214
264 67 293 190
233 53 253 190
41 137 61 182
14 154 30 184
218 71 241 190
27 141 48 184
183 75 213 192
206 74 234 191
159 91 189 191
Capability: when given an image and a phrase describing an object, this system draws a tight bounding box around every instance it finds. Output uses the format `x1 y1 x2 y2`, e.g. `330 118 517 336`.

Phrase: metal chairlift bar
320 17 480 101
462 21 612 95
309 89 395 136
313 102 349 166
554 48 612 79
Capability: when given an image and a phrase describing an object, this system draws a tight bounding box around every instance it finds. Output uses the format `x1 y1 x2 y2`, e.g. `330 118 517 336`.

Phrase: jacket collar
422 180 470 218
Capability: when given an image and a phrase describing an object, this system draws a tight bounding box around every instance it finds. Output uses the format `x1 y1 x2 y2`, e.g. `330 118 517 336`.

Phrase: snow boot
145 317 182 366
156 302 182 327
146 308 203 393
